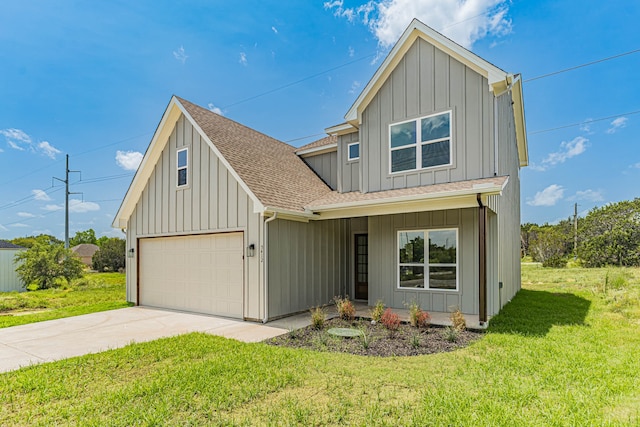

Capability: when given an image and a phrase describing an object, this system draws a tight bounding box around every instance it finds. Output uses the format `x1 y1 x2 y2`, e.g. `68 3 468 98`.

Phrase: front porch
268 301 486 331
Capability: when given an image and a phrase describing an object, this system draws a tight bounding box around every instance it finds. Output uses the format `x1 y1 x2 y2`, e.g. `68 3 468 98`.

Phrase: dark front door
354 234 368 300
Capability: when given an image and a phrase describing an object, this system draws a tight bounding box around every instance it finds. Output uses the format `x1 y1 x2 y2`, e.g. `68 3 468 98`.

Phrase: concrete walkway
0 307 287 373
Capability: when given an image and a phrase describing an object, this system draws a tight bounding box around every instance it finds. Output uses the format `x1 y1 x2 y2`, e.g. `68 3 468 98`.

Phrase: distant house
71 244 100 268
0 240 26 292
113 19 527 325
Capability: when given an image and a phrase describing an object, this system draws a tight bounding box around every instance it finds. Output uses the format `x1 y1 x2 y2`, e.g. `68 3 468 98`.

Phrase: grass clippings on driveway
0 272 130 328
1 265 639 426
267 317 482 357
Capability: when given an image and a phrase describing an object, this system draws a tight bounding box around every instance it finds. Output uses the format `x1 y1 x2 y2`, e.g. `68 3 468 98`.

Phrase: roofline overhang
325 122 358 136
306 179 507 220
296 143 337 157
512 77 529 167
263 206 320 222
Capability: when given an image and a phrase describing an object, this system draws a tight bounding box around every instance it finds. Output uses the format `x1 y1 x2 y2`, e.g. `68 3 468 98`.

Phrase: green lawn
0 272 130 328
1 266 639 425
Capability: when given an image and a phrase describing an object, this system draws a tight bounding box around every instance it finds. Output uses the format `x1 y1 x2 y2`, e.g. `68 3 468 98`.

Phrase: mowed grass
1 266 639 425
0 272 130 328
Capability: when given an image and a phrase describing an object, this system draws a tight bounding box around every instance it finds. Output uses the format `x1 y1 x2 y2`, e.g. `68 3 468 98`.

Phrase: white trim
176 147 188 187
325 122 357 135
347 142 360 161
397 228 459 292
389 110 453 174
296 143 337 157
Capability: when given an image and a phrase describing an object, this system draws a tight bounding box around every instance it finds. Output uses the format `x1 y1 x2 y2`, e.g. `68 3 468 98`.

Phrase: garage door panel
139 233 243 318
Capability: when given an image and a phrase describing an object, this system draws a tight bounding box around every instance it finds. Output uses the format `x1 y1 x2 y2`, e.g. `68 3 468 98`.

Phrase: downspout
477 194 487 326
262 212 278 323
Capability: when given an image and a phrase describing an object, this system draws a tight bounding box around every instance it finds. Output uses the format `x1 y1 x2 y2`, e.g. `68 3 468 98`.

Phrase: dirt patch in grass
266 317 483 357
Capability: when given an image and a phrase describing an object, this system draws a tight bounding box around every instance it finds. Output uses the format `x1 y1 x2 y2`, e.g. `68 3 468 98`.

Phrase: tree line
521 198 640 268
10 229 126 290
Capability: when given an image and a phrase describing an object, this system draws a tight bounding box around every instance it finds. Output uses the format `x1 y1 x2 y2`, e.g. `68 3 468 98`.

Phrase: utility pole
574 202 578 260
53 154 81 248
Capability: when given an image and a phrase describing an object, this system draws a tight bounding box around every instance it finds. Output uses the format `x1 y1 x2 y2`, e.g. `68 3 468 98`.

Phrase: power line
524 48 640 82
528 109 640 135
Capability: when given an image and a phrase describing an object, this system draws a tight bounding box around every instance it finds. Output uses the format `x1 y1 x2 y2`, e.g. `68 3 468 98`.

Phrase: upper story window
348 142 360 161
177 148 188 187
389 111 451 173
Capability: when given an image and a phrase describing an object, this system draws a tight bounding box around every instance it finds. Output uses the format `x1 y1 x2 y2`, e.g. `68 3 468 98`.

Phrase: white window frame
347 142 360 161
389 110 452 174
177 147 188 187
397 228 459 292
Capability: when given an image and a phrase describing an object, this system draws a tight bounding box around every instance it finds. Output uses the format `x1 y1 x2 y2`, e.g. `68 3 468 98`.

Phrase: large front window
390 111 451 173
398 229 458 291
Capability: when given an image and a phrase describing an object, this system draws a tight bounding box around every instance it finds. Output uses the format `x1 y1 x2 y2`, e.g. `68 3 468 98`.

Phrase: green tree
69 229 97 247
529 225 569 267
96 235 110 248
14 242 85 289
92 238 125 272
578 198 640 267
10 234 62 248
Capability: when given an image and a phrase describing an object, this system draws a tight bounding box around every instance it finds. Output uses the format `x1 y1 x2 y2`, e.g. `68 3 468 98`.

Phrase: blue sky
1 0 639 240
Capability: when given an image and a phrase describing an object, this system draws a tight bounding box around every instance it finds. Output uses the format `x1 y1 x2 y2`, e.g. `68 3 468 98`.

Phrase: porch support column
477 194 487 324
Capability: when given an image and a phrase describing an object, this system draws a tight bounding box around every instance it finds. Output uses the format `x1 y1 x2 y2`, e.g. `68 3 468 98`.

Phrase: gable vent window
177 148 188 187
348 142 360 161
389 111 451 173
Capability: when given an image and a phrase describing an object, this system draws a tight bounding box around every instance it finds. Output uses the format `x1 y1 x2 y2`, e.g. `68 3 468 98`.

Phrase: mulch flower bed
266 317 483 357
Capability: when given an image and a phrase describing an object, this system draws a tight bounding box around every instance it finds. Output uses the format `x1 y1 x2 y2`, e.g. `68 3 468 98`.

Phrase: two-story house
113 19 527 326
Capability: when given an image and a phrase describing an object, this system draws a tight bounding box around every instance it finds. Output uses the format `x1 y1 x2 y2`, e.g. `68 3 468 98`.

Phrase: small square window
348 142 360 161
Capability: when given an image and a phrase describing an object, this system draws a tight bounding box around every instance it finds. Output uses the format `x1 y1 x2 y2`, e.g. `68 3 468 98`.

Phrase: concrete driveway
0 307 288 373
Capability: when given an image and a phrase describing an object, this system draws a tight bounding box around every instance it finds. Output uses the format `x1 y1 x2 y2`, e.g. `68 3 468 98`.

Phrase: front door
354 234 368 300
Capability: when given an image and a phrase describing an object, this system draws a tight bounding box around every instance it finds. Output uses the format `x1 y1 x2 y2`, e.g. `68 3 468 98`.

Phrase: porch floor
268 301 487 331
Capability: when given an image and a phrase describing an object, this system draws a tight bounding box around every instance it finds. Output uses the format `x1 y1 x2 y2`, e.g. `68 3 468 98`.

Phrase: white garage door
139 232 244 318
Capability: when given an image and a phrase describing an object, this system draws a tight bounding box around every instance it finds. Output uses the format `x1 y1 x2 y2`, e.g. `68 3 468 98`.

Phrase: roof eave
296 143 338 157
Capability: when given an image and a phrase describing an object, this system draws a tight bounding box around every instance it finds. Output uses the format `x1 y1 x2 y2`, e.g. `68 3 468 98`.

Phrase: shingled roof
295 135 337 154
177 97 332 213
0 240 24 249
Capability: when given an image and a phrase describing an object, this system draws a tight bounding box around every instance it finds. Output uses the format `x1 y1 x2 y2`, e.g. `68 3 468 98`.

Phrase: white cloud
100 228 125 238
207 103 224 115
348 80 361 94
527 184 564 207
606 117 628 134
10 223 29 228
115 150 143 171
348 46 355 57
17 212 36 218
173 46 188 64
239 52 248 66
271 26 278 34
42 204 63 211
7 140 25 151
325 0 512 49
568 189 604 202
32 189 51 201
38 141 62 159
534 136 588 171
69 200 100 213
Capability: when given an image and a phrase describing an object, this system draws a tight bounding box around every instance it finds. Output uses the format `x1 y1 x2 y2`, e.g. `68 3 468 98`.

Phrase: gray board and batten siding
487 92 522 314
337 131 360 193
301 151 338 191
360 37 495 193
125 114 265 320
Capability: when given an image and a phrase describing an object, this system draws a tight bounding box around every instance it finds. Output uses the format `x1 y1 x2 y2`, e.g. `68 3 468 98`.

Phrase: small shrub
450 307 466 331
443 326 459 342
411 333 421 349
380 308 400 331
287 326 298 339
310 306 326 330
334 296 356 321
370 300 385 322
407 301 431 328
359 327 371 350
542 256 567 268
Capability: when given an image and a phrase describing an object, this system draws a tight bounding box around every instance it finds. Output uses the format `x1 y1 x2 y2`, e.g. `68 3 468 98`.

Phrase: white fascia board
263 206 319 222
309 182 506 213
512 78 529 167
296 143 337 157
112 99 182 228
345 18 509 123
173 99 267 214
325 122 357 135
